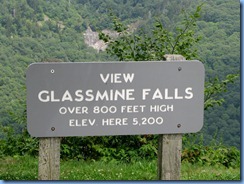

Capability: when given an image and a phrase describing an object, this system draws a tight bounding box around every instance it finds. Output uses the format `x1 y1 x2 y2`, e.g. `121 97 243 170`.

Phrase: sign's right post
158 134 182 180
158 54 185 180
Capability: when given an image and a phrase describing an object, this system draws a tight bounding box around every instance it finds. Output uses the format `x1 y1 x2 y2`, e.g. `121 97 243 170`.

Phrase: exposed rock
83 26 105 52
83 26 120 52
83 21 141 52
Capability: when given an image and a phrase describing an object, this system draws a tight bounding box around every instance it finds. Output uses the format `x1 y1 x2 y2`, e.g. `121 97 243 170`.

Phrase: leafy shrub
0 123 240 169
61 135 158 162
182 143 240 168
0 125 38 157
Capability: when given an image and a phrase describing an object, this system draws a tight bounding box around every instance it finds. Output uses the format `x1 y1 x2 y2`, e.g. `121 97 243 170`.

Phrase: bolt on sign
26 61 205 137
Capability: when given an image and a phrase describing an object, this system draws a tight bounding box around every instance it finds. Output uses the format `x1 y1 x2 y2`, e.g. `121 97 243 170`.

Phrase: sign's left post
38 137 61 180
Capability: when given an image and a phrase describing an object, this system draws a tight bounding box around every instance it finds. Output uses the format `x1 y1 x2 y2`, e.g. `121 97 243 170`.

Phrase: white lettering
69 119 95 126
102 118 128 126
100 73 134 83
69 119 76 126
85 89 94 101
37 87 192 102
114 90 125 100
59 106 88 115
142 89 151 100
164 88 173 99
185 87 193 99
59 107 67 114
126 89 135 100
123 73 134 83
95 90 109 101
152 88 163 100
121 105 146 113
50 91 60 102
38 90 50 102
150 105 174 112
100 73 110 83
61 90 73 101
174 88 183 99
114 73 121 83
75 90 84 101
167 104 174 111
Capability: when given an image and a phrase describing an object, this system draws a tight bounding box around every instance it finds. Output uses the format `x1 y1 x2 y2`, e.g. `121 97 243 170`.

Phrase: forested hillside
0 0 240 148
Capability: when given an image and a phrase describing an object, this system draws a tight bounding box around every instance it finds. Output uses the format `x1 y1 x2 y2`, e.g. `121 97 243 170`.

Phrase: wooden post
158 134 182 180
157 54 185 180
38 137 61 180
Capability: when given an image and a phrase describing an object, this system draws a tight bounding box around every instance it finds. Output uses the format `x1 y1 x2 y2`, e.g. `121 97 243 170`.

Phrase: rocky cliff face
83 26 119 52
83 21 140 52
83 27 104 52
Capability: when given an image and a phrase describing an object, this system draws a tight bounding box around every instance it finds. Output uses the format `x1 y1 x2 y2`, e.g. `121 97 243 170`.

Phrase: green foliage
182 145 240 169
0 116 157 162
0 155 38 180
0 126 38 157
182 133 240 169
60 159 157 180
181 162 240 180
204 74 239 110
61 135 158 162
99 4 202 60
0 155 240 180
1 124 240 171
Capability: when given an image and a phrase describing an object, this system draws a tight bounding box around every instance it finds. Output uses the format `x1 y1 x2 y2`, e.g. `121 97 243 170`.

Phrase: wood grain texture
158 134 182 180
38 137 61 180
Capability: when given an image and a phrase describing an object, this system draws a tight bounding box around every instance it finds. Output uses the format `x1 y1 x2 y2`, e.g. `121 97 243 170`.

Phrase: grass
60 159 156 180
0 155 240 180
181 161 240 180
0 155 38 180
